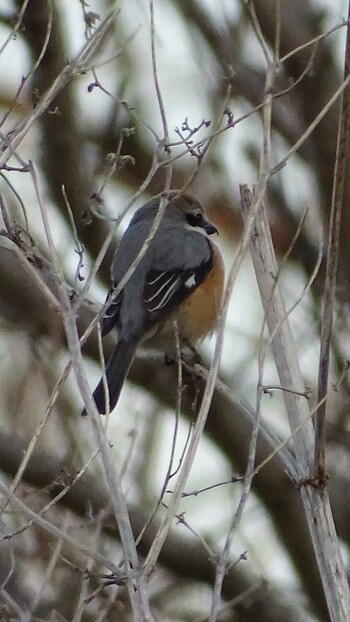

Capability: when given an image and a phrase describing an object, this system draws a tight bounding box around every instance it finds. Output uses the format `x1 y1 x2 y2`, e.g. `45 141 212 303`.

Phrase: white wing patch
185 274 196 288
144 261 209 315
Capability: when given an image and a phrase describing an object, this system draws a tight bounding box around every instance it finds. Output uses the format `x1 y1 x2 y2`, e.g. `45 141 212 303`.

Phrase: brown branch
314 3 350 482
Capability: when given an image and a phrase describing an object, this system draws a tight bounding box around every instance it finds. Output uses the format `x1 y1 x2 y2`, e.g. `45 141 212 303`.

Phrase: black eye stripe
186 212 204 227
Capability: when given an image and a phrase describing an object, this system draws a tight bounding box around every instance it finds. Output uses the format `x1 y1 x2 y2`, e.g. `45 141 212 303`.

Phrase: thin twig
161 322 182 489
0 174 30 232
30 161 152 620
61 185 85 286
142 59 274 584
314 2 350 483
0 11 118 168
0 1 53 130
0 480 124 578
0 355 69 519
5 450 99 539
150 0 169 149
210 14 276 614
240 186 350 621
193 365 297 475
71 513 105 622
29 512 69 613
73 154 160 312
270 73 350 175
0 0 31 56
278 19 350 65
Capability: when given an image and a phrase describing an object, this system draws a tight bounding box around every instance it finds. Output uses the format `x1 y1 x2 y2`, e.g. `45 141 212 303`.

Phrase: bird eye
186 212 204 227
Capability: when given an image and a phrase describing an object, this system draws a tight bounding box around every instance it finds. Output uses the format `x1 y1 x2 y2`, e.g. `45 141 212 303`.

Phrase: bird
83 191 225 415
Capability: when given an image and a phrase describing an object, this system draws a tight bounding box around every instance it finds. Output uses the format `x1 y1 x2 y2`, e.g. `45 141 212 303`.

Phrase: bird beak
203 222 218 235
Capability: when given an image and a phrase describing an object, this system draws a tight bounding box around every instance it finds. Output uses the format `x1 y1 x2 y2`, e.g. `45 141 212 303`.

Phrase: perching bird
83 192 224 415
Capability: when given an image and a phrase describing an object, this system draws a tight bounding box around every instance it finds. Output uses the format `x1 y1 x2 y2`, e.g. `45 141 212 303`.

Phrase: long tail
82 338 137 415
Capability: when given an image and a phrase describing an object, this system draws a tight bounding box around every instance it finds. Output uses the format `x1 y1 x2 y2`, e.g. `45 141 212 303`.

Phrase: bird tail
82 338 137 416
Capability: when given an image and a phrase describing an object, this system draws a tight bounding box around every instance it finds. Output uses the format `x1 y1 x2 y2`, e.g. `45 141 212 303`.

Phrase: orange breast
175 242 225 344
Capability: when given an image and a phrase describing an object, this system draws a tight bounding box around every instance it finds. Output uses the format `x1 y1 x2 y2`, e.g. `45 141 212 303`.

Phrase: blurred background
0 0 350 620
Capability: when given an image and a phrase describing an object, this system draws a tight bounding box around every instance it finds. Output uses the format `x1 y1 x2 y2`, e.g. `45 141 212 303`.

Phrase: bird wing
143 228 213 321
101 221 213 335
100 218 153 336
144 263 210 316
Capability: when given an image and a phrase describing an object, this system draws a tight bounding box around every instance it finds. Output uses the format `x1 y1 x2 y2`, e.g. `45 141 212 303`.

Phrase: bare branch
315 2 350 482
241 185 350 622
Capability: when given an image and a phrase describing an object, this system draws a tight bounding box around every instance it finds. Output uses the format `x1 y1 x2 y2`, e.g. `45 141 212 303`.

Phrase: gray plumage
84 193 217 415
